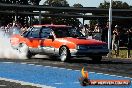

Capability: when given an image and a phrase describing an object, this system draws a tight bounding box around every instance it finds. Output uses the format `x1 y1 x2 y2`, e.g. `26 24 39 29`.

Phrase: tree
99 1 129 9
90 1 131 27
73 3 83 8
42 0 81 27
0 0 41 26
44 0 69 7
0 0 28 4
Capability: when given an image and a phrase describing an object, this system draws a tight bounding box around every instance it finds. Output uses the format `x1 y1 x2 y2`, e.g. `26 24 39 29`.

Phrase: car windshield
52 27 84 38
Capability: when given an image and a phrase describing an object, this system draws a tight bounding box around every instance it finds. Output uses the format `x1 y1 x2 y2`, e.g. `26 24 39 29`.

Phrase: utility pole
108 0 112 54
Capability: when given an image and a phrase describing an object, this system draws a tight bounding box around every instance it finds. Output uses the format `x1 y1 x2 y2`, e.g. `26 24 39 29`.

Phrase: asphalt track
0 56 132 88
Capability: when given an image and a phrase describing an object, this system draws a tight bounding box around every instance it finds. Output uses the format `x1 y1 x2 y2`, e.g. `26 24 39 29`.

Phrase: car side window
40 28 52 38
23 27 32 37
27 27 40 38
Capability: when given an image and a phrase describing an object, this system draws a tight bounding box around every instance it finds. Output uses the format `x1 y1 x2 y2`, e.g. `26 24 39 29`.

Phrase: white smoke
0 30 27 59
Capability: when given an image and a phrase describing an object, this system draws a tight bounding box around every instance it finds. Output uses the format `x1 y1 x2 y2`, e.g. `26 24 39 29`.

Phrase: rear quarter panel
10 34 35 47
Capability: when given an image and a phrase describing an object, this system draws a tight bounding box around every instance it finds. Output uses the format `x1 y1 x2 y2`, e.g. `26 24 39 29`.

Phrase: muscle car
10 24 109 62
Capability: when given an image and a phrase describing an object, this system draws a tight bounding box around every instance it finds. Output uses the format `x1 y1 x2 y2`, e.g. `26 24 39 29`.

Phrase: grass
111 49 132 59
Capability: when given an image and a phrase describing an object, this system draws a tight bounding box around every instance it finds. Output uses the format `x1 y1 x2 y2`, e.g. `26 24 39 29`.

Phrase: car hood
63 37 107 45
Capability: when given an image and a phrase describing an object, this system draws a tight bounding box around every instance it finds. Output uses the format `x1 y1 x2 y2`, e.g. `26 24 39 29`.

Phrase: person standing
127 28 132 58
112 25 120 56
101 24 108 42
93 24 102 40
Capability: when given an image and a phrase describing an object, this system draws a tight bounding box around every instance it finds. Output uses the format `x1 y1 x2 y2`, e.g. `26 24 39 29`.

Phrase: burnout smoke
0 30 27 59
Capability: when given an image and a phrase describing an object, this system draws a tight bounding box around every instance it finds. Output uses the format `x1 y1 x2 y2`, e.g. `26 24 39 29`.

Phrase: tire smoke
0 31 27 59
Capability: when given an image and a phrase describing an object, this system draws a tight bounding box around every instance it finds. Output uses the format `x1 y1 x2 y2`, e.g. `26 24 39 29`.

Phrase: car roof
33 24 72 28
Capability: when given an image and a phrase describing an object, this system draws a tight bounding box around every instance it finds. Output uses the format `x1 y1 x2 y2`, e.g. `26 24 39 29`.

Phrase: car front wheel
59 46 70 62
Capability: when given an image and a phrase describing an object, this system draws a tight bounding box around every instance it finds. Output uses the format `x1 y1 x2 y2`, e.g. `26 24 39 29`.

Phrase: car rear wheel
18 43 32 59
59 46 70 62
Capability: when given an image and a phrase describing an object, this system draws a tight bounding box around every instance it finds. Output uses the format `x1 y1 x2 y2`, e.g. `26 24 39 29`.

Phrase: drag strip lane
0 62 131 88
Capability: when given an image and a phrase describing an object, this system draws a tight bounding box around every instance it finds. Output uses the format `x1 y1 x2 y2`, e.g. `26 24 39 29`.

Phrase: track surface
0 56 132 88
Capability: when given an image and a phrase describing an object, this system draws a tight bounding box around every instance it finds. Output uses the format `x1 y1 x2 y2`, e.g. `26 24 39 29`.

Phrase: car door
39 27 55 54
24 27 42 53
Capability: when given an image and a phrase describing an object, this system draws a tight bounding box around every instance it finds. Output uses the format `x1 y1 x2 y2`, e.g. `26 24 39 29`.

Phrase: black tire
26 51 32 59
59 46 70 62
18 43 32 59
91 56 102 63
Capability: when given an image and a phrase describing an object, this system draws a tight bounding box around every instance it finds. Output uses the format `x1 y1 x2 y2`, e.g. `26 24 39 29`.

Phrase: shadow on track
0 55 132 64
31 55 132 64
67 57 132 64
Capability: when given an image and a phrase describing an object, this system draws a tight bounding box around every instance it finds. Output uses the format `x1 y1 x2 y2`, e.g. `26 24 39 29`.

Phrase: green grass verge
111 50 132 59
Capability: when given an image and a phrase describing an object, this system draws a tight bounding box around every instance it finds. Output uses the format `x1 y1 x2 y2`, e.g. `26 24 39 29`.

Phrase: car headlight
77 45 88 50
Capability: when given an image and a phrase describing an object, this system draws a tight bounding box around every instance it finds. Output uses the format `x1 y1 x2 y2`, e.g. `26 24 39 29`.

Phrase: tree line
0 0 132 28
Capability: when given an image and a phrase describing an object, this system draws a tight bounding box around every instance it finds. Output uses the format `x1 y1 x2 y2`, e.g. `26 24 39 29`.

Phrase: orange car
10 24 109 62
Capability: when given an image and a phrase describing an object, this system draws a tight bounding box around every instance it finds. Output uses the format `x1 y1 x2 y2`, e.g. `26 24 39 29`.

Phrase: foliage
112 50 132 59
0 0 40 5
0 0 28 5
73 3 83 7
44 0 69 7
99 1 129 9
90 1 131 27
0 0 41 26
42 0 81 27
29 0 41 5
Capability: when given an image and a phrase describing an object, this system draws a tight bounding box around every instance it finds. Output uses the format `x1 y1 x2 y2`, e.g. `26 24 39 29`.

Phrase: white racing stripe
0 77 55 88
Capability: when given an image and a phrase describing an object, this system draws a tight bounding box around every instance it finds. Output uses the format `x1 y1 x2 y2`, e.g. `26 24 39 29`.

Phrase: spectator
93 24 102 40
101 24 108 42
21 24 29 34
127 28 132 49
81 25 86 36
112 25 120 56
84 24 92 37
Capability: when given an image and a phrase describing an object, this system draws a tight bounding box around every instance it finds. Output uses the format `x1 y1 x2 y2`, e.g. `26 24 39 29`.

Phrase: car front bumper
70 49 109 57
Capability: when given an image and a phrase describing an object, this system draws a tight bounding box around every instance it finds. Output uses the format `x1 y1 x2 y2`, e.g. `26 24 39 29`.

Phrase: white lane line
96 73 103 75
28 64 35 65
44 66 51 68
20 63 27 64
74 70 80 72
36 65 43 67
73 82 79 84
54 83 63 85
89 72 95 73
116 76 123 78
0 77 55 88
2 62 13 64
124 77 132 79
67 69 72 71
110 75 117 77
103 74 109 75
52 67 59 69
59 68 65 70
